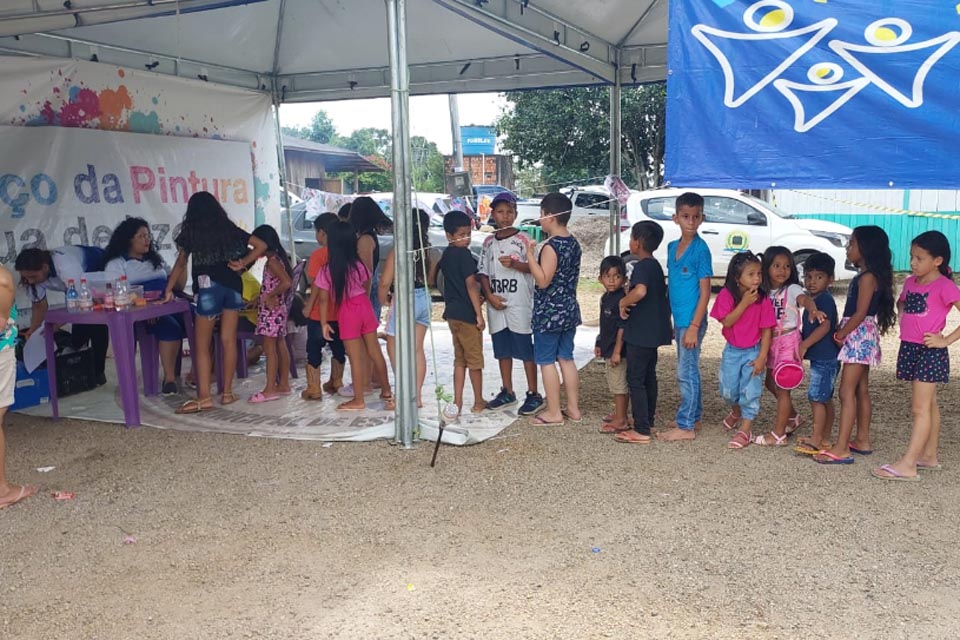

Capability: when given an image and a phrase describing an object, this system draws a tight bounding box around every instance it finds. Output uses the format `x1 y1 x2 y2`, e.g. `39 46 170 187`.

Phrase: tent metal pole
387 0 417 448
449 94 464 171
271 87 296 260
609 50 622 256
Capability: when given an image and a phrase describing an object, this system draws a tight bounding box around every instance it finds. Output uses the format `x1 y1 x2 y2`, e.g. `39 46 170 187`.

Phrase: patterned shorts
838 316 881 366
896 341 949 384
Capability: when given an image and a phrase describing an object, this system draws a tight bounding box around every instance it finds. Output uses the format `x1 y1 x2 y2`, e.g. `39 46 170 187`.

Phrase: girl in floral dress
248 225 294 403
814 226 896 465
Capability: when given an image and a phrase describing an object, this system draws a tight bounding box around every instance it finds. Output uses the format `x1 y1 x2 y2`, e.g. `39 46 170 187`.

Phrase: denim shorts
534 328 576 365
807 359 840 403
385 287 431 336
195 282 244 318
492 328 535 362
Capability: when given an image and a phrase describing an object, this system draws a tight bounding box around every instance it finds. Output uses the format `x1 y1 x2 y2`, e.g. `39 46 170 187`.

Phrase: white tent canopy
0 0 667 100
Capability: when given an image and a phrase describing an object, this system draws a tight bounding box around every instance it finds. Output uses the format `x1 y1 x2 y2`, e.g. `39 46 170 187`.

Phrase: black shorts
896 341 949 384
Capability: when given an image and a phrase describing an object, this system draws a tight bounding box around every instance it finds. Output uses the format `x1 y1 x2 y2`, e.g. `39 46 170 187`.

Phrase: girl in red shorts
316 221 394 412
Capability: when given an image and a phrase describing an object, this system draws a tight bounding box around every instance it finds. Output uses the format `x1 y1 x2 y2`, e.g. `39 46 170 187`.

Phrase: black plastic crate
55 347 97 397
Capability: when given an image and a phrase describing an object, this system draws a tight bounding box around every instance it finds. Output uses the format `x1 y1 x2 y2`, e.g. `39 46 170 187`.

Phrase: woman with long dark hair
163 191 266 413
105 217 185 394
15 245 109 384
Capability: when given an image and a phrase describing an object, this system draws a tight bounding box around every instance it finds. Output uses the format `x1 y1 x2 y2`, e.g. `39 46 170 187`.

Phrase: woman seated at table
14 246 109 385
104 217 186 395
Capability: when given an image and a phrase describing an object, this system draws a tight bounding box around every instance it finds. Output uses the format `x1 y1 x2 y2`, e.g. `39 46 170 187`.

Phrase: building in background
443 125 514 191
283 134 383 194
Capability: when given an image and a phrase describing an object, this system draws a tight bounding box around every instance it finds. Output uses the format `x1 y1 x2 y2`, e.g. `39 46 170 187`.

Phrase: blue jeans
719 343 763 420
674 323 707 430
807 359 840 403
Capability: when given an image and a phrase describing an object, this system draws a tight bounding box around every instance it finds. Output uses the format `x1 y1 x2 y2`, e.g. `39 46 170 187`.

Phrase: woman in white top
104 217 186 394
15 245 109 384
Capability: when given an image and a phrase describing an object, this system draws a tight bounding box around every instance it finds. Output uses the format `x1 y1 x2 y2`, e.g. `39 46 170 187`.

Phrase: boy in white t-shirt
478 192 544 415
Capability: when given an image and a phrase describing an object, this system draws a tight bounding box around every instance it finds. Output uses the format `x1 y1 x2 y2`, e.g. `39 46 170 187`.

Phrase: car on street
604 188 857 279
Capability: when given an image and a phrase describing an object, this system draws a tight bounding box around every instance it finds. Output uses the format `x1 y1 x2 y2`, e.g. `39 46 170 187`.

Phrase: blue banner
665 1 960 188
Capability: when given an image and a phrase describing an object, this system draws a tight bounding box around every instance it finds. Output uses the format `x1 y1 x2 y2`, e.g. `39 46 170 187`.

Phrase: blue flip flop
814 451 855 465
849 442 873 455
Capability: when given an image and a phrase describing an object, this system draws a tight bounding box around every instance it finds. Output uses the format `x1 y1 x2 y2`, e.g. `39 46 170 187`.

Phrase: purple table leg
137 323 159 396
43 324 59 420
108 314 141 427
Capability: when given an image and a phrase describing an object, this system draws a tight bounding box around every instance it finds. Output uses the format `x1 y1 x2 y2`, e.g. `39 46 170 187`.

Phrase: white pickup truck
604 188 857 280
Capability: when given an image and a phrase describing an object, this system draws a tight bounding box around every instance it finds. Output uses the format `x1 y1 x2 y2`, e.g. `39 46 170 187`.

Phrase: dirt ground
3 288 960 640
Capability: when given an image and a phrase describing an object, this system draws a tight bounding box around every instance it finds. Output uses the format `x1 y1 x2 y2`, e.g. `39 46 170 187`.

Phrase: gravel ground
2 291 960 640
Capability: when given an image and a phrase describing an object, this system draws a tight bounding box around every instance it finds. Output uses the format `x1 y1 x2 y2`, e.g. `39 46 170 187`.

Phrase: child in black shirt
596 256 629 432
617 221 672 443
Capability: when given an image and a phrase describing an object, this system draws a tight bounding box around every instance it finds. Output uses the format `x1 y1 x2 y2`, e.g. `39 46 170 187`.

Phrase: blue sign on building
461 126 496 155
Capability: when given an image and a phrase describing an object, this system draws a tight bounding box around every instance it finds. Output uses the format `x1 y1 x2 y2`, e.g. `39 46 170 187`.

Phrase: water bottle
103 282 115 310
78 278 93 312
65 279 79 312
114 276 130 310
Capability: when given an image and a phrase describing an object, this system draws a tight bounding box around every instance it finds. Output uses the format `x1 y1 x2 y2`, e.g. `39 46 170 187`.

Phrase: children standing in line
754 247 826 446
873 231 960 481
814 226 896 465
478 192 543 415
795 252 841 455
526 193 582 427
616 222 672 444
663 192 713 440
379 209 433 408
317 221 394 412
711 252 776 449
595 256 628 433
433 210 485 418
248 224 294 403
302 213 346 400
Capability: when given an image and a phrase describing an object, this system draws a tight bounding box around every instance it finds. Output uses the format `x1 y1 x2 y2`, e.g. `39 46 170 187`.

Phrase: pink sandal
248 391 281 404
785 413 804 435
727 430 751 449
754 432 788 447
722 411 741 432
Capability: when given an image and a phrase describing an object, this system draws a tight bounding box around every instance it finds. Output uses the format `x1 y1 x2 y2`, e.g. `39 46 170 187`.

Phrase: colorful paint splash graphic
12 68 224 138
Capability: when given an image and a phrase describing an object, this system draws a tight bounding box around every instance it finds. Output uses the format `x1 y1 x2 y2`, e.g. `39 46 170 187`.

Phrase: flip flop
848 443 874 455
175 398 213 414
917 462 943 472
599 422 630 434
871 464 919 482
813 451 855 465
336 401 367 412
529 415 564 427
561 408 583 424
248 391 281 404
614 431 651 444
0 485 37 510
793 443 822 456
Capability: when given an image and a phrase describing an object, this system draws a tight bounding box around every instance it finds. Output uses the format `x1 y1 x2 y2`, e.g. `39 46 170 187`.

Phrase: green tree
496 84 666 190
284 111 338 144
411 135 445 193
339 127 393 192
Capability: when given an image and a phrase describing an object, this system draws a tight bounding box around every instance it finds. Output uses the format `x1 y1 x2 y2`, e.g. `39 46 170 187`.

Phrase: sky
279 93 507 155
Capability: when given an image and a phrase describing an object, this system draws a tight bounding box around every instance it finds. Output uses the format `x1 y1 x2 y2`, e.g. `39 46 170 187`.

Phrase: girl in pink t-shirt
874 231 960 481
317 221 394 412
709 252 776 449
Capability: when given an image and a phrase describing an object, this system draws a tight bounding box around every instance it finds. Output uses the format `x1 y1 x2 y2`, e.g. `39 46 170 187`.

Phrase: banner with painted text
665 1 960 188
0 125 254 266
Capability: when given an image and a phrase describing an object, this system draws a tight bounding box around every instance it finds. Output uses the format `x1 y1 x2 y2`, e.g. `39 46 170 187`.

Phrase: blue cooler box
10 362 50 411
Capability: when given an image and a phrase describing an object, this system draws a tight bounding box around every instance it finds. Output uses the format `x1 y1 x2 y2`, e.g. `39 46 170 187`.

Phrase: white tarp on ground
17 323 599 445
0 56 281 238
0 125 255 267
